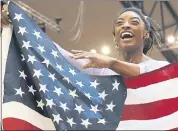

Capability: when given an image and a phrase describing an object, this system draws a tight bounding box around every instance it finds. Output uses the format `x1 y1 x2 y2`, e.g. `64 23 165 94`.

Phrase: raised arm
70 50 140 77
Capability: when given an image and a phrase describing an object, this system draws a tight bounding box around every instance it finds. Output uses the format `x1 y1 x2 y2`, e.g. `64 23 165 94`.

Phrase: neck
117 49 143 64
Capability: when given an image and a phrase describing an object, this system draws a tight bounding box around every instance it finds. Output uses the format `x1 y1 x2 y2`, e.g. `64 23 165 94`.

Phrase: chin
120 42 135 47
120 43 139 52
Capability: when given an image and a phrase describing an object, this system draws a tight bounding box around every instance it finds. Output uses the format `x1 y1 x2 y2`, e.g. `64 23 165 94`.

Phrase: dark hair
113 7 162 54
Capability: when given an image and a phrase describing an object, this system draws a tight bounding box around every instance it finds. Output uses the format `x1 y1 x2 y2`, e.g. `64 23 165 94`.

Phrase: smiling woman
68 7 170 77
113 7 156 55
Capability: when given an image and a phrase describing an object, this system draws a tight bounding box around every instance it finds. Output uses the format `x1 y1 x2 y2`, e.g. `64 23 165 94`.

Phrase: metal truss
11 0 62 33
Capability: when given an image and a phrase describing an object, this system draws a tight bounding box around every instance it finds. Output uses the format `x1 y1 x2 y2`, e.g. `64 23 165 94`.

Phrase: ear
113 35 120 50
144 31 150 39
113 35 116 43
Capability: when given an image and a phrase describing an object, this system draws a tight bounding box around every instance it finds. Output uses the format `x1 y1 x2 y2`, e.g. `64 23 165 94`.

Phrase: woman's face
114 11 147 52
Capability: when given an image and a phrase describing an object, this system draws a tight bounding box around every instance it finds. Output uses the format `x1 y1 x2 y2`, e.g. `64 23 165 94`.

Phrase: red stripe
3 118 41 130
121 97 178 120
170 127 178 130
123 62 178 89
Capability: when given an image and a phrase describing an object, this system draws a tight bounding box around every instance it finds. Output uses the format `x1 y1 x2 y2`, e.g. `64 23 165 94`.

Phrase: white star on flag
37 45 46 53
53 86 64 96
56 64 64 71
90 79 100 89
97 118 107 125
21 54 25 61
27 55 37 64
106 101 116 112
76 80 84 88
98 90 108 100
112 79 120 91
13 13 24 22
52 114 63 124
42 59 50 68
48 73 56 81
36 99 45 110
18 26 28 36
46 98 56 108
66 117 76 127
39 84 48 93
62 76 70 83
33 69 44 79
69 68 76 76
60 102 70 112
69 89 78 98
33 30 42 39
90 104 100 114
81 118 92 128
15 87 25 97
28 85 36 95
51 50 59 58
74 103 85 114
84 92 92 100
22 40 32 49
18 70 27 80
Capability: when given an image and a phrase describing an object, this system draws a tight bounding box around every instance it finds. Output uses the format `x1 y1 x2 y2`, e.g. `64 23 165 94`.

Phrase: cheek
114 27 121 36
135 29 145 41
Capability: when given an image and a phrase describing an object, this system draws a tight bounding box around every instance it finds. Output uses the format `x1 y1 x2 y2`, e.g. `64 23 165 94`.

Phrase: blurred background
12 0 178 62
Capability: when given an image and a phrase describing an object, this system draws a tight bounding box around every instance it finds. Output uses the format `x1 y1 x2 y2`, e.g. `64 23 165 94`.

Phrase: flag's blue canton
3 2 127 130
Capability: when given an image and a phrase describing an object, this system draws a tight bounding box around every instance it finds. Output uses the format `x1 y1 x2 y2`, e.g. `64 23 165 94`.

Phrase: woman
1 2 169 77
68 7 170 77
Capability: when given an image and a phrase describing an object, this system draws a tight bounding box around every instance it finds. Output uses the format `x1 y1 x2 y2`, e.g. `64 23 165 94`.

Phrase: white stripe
2 102 55 130
125 78 178 105
117 111 178 130
1 26 13 128
1 26 13 103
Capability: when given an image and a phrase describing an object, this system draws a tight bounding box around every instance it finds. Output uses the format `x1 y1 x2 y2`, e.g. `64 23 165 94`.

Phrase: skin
1 4 10 28
70 11 152 77
114 11 150 63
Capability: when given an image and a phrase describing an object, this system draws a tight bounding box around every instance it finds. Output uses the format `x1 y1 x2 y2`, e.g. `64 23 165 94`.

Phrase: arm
70 50 141 77
109 59 140 77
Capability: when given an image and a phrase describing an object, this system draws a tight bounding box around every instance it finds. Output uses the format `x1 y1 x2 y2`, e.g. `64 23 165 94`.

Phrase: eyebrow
117 17 141 21
130 17 141 21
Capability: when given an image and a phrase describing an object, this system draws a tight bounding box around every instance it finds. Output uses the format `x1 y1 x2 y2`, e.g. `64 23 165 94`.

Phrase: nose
122 21 131 30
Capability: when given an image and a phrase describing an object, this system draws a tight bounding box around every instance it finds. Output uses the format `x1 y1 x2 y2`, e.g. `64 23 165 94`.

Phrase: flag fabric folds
2 1 178 130
2 2 126 130
118 62 178 130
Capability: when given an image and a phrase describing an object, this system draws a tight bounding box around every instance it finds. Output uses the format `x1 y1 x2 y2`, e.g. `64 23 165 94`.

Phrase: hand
70 50 116 69
1 4 10 28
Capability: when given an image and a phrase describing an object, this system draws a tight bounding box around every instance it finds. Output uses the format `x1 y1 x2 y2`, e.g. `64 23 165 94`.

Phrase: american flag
2 1 178 130
2 1 126 130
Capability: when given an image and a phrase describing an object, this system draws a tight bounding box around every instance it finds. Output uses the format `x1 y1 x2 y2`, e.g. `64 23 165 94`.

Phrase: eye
115 20 123 26
131 20 139 25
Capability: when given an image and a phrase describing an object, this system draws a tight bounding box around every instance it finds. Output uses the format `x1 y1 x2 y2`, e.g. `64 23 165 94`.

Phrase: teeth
121 32 133 38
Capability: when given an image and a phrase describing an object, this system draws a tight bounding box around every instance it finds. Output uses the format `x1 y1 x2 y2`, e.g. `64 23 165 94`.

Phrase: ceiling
18 0 178 61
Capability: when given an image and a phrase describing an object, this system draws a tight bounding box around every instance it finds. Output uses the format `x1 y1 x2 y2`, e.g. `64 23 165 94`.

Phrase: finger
85 55 94 59
72 55 87 60
69 53 82 58
71 50 85 54
2 4 8 12
1 12 10 26
83 62 91 69
1 18 9 26
2 11 9 20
